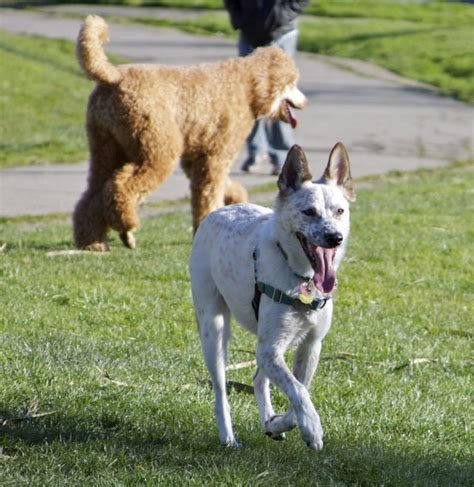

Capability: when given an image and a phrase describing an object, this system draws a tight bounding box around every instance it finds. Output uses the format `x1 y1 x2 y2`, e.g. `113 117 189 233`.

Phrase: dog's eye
302 208 318 217
336 208 345 216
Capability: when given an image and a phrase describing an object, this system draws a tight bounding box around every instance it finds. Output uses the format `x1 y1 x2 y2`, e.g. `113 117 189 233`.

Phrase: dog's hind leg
194 284 238 447
73 189 109 251
73 128 126 251
189 156 230 233
202 302 238 447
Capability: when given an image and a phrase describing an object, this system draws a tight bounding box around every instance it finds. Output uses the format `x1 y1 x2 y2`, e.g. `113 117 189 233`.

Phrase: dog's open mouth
282 100 298 129
296 232 336 294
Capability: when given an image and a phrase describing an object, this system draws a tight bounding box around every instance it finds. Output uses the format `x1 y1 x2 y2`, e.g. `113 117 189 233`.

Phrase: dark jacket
225 0 308 48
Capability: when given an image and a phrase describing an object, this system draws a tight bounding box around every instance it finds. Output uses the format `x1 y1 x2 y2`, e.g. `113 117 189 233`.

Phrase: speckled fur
73 15 305 251
190 143 355 449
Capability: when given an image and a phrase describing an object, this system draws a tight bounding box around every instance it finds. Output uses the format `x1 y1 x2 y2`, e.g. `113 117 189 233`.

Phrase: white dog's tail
76 15 122 85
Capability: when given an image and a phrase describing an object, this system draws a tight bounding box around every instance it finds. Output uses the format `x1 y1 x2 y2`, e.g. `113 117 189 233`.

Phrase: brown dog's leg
103 136 182 247
73 189 109 252
103 163 141 234
73 128 126 251
189 158 230 233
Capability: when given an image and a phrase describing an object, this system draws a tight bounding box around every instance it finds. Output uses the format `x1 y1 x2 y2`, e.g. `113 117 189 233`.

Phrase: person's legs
237 34 254 57
266 120 295 174
267 29 299 174
238 34 269 171
241 122 269 172
274 29 298 57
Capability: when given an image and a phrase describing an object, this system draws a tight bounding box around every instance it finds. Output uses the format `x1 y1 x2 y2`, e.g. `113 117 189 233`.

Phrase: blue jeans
239 29 298 169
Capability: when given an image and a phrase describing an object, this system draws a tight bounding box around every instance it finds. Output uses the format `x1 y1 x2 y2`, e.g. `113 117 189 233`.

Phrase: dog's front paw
222 438 243 449
297 410 324 451
119 231 136 249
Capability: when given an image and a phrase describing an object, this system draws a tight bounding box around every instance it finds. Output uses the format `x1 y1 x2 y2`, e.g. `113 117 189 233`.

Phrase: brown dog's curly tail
76 15 121 85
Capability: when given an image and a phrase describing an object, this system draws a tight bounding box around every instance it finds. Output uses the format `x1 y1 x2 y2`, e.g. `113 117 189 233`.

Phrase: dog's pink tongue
285 102 298 129
312 247 336 294
288 106 298 129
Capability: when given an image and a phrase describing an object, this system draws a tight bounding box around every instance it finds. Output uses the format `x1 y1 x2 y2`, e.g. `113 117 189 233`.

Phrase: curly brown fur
73 15 305 250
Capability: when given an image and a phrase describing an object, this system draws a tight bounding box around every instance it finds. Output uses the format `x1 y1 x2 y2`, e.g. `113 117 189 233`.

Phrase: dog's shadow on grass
1 409 471 484
3 238 75 253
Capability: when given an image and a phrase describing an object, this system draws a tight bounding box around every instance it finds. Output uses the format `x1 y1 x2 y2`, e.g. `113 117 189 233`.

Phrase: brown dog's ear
278 145 313 194
323 142 356 202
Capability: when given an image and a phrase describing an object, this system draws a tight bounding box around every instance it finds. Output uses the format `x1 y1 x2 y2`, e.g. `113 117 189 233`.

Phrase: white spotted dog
189 143 355 450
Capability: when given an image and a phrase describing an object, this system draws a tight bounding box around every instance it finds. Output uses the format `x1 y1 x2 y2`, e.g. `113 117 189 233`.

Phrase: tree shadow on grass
1 408 472 485
4 240 74 252
1 2 65 8
300 24 438 52
340 26 438 45
1 409 170 457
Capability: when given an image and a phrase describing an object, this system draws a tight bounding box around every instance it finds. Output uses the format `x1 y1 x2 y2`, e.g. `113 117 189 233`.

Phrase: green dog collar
251 244 331 320
256 281 329 311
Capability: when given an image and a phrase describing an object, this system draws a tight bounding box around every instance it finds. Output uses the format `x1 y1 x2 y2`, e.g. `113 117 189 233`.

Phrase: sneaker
241 153 269 173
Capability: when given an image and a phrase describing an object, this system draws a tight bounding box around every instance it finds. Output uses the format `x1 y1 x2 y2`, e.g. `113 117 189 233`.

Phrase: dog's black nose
326 232 343 247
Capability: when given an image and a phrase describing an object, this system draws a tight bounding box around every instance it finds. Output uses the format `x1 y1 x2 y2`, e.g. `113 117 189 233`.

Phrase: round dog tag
299 282 314 304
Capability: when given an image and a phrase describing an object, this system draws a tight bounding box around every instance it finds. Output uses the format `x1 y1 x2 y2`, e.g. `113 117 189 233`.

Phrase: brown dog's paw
83 242 109 252
119 231 136 249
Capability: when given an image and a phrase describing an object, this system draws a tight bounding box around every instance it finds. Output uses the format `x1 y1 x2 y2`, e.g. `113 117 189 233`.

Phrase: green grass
1 164 472 485
297 17 474 102
0 31 92 168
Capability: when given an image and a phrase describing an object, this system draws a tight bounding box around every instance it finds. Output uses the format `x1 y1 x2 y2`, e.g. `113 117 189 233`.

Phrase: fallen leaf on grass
226 360 257 371
0 243 7 253
23 411 57 419
231 349 255 356
95 366 135 387
322 352 386 366
205 379 254 395
47 250 108 257
226 380 254 395
183 378 255 395
0 447 15 460
412 358 439 365
393 357 439 371
2 410 56 427
321 352 358 361
321 353 439 370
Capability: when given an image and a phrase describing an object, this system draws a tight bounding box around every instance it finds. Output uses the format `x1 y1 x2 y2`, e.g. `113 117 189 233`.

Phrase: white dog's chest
199 205 335 339
257 299 333 344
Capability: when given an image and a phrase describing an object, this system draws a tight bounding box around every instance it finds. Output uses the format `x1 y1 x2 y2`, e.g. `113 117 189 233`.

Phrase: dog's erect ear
323 142 356 202
278 145 313 194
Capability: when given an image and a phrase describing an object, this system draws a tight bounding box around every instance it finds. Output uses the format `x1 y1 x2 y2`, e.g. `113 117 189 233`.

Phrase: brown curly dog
73 15 306 251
